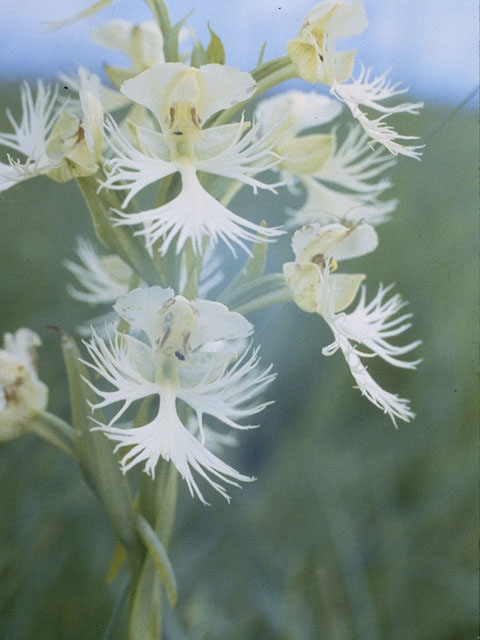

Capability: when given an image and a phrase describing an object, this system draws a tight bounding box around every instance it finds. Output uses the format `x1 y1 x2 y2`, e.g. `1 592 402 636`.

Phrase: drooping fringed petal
64 238 133 305
178 346 275 431
94 387 254 504
322 328 415 426
332 66 424 158
113 164 284 255
317 278 420 425
331 284 422 368
82 330 158 425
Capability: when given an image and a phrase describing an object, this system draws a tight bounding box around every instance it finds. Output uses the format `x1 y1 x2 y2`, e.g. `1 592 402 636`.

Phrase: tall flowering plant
0 0 422 636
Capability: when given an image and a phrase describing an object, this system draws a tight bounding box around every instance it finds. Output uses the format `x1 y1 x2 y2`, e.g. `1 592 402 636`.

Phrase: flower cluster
0 0 423 502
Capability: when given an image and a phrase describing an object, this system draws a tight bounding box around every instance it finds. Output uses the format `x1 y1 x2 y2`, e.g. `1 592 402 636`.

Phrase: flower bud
0 329 48 441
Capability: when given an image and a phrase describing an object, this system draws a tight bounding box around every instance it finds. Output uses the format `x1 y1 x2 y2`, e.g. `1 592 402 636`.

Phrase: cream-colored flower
0 329 48 440
83 287 275 503
0 70 104 191
283 224 420 424
256 91 397 227
103 63 283 255
283 222 377 313
287 0 367 85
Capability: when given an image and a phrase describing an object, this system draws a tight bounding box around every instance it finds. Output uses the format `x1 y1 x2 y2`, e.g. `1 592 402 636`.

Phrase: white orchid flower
256 91 397 227
102 62 284 255
284 224 420 424
0 329 48 440
0 70 104 192
83 287 275 503
288 1 423 158
287 0 367 85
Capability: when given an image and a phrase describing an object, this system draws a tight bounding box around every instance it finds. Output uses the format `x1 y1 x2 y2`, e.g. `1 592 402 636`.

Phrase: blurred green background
0 83 477 640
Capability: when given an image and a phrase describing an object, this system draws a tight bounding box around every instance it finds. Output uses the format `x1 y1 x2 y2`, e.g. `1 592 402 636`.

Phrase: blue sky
1 0 478 106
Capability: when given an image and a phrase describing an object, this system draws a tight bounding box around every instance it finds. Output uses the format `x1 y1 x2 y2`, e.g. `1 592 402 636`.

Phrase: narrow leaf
106 543 127 584
61 332 140 557
257 41 267 66
136 514 178 607
128 558 163 640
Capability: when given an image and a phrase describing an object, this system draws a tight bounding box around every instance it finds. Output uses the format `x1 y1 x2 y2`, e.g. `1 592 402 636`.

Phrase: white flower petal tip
0 81 61 190
322 283 420 425
332 67 424 159
82 288 274 502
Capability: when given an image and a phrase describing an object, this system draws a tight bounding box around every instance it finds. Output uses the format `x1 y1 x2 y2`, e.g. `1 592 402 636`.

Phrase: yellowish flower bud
0 329 48 441
287 0 367 85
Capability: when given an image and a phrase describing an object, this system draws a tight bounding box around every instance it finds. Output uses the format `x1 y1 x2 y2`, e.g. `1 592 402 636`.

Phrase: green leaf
128 557 163 640
136 514 178 607
257 41 267 66
60 333 140 559
106 543 127 584
206 23 225 64
76 175 161 286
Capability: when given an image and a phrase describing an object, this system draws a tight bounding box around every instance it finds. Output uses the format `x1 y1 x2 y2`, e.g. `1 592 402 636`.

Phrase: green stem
103 578 130 640
234 287 292 315
30 411 75 457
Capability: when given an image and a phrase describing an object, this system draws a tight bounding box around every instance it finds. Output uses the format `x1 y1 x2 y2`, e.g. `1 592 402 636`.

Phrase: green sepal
206 23 225 64
60 332 140 561
136 514 178 607
76 175 161 286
